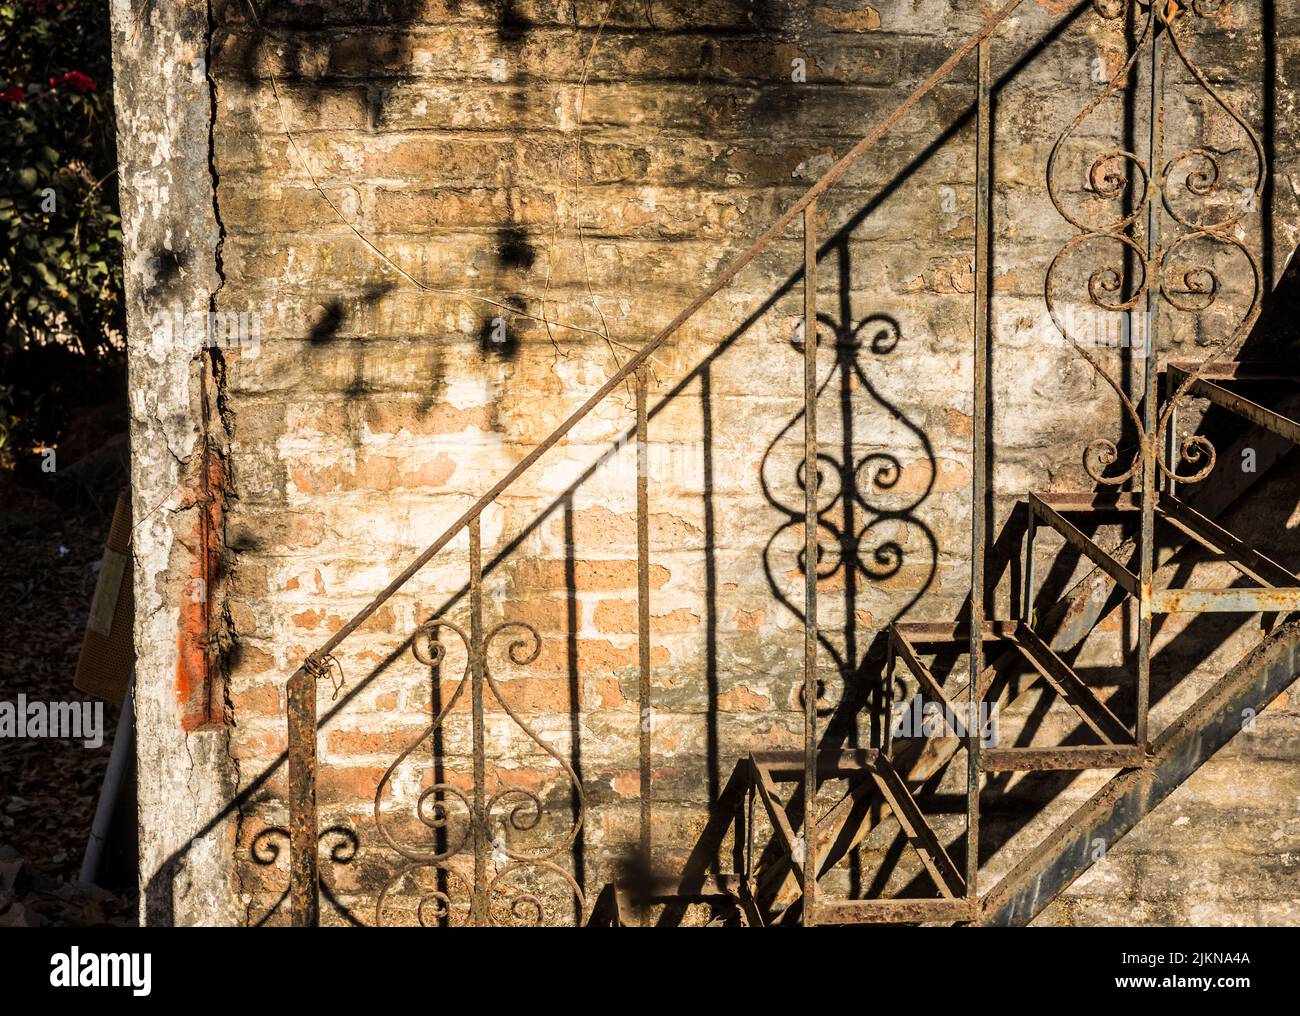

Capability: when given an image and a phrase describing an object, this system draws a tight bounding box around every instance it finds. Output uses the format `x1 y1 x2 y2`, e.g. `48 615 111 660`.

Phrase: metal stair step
751 748 966 922
1028 491 1300 614
889 619 1138 767
1168 361 1300 446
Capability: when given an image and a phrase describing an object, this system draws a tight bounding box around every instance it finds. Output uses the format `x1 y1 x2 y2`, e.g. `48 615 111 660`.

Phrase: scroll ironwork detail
1044 0 1265 487
373 615 586 926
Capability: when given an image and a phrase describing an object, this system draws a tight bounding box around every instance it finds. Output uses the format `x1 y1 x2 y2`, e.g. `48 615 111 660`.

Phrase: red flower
0 87 25 102
51 71 96 93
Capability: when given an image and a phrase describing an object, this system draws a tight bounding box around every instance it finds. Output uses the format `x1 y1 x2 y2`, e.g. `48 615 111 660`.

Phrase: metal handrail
286 0 1029 926
288 0 1027 672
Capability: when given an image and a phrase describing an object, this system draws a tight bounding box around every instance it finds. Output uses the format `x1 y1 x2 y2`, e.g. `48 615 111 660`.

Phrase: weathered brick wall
122 0 1300 923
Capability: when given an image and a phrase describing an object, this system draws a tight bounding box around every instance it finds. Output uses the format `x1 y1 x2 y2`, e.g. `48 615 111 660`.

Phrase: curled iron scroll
1045 0 1265 486
373 619 473 864
482 620 586 866
372 615 586 925
1149 7 1266 483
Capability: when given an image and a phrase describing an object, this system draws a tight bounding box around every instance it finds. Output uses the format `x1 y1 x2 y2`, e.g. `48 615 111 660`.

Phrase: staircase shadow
214 13 1020 922
147 0 1295 925
877 255 1300 914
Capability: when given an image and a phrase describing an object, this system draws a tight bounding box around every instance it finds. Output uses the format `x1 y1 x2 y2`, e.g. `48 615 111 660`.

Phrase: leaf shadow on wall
156 10 1023 925
213 0 581 367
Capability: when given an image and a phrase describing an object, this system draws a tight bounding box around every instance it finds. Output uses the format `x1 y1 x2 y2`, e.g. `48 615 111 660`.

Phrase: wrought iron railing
1039 0 1265 749
283 0 1273 926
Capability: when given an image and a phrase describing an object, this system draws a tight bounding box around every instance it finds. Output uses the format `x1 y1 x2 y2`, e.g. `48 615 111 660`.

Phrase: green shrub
0 0 123 453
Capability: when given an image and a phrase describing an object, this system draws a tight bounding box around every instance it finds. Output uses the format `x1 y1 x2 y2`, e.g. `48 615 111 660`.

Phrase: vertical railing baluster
746 779 756 892
968 36 993 911
802 201 819 926
1136 25 1164 750
469 515 487 925
1023 511 1037 624
1164 370 1177 499
635 366 653 866
883 640 896 758
288 664 318 926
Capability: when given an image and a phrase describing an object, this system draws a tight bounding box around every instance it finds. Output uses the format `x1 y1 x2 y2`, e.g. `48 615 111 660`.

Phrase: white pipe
79 676 135 888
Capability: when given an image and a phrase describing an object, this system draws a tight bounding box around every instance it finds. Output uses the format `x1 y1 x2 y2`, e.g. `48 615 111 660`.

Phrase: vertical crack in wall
165 1 237 735
204 0 248 915
196 0 233 732
110 0 241 924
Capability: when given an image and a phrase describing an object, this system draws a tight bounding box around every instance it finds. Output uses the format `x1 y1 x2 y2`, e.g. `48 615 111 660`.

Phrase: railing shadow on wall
203 0 843 927
757 294 939 899
143 0 1289 925
238 246 950 925
222 0 1100 926
156 0 1094 926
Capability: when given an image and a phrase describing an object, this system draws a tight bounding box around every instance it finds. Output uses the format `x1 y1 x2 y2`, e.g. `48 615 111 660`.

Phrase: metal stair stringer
749 399 1298 916
592 364 1300 927
978 619 1300 925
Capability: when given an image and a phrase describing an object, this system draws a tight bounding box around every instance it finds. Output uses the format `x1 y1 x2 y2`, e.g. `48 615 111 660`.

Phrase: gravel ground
0 463 136 925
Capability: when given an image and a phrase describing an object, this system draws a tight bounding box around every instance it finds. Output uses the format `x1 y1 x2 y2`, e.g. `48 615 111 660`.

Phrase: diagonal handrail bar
289 0 1028 669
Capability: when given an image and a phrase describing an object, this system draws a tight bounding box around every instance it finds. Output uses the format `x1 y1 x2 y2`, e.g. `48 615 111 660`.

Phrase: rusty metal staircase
594 381 1300 926
591 3 1300 926
282 0 1299 927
